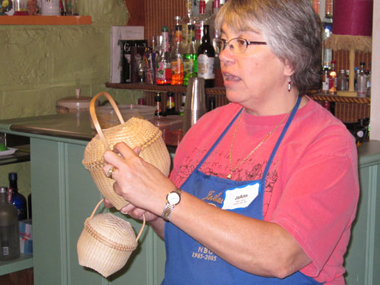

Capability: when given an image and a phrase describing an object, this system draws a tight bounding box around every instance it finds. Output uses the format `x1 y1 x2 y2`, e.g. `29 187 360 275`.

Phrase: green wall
0 0 144 198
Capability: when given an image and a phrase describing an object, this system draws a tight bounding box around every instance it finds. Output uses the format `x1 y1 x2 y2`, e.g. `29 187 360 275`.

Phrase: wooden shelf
105 82 371 104
0 15 92 25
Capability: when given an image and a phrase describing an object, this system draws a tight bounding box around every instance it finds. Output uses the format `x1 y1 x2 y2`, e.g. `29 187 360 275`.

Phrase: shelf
0 16 92 25
0 145 30 166
105 82 226 95
105 82 371 104
0 254 33 276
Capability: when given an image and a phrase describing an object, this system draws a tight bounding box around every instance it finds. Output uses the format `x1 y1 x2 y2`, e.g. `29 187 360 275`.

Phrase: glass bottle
154 93 164 117
209 0 221 43
182 0 194 53
337 69 347 91
0 186 20 261
357 62 367 98
179 93 186 116
183 24 198 86
322 0 333 69
156 26 172 85
9 172 27 221
194 0 209 51
322 68 329 94
164 92 179 116
170 17 184 86
197 24 215 88
328 60 337 94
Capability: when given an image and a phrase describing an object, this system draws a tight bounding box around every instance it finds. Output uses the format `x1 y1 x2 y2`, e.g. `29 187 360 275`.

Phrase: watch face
168 192 180 205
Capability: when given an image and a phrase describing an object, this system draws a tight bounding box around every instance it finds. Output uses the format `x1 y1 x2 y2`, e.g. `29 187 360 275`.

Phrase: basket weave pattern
82 92 171 210
77 212 139 278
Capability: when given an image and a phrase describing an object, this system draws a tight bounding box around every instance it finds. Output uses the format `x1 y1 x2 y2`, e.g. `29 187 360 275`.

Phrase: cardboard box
109 26 144 83
19 220 33 255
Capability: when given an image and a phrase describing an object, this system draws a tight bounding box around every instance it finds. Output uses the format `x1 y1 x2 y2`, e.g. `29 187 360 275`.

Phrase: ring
106 166 116 179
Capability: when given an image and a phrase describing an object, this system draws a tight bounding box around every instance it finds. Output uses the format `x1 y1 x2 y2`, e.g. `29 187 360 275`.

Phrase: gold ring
106 166 116 179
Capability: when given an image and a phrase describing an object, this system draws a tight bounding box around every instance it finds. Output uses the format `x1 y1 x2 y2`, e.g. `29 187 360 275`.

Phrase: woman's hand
102 142 175 217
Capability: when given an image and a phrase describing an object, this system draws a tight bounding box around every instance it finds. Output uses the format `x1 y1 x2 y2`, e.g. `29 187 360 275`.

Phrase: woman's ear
283 59 295 77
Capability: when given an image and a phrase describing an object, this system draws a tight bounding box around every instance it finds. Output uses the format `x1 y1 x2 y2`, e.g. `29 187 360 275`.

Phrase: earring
287 77 292 92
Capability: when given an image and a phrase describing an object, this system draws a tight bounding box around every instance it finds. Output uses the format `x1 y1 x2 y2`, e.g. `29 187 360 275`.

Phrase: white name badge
221 183 260 210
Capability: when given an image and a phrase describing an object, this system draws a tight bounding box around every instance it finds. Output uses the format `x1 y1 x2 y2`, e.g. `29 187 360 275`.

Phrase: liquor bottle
170 17 184 86
154 93 164 116
182 0 195 53
328 60 337 94
197 24 215 88
194 0 209 51
0 186 20 261
337 69 347 91
357 62 367 98
164 92 180 116
209 0 221 44
179 93 186 116
183 24 198 86
208 96 216 111
156 26 172 85
322 68 329 94
9 172 27 221
322 0 333 69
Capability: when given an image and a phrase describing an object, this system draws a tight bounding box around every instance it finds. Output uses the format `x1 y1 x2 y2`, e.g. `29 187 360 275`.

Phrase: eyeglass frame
214 37 267 54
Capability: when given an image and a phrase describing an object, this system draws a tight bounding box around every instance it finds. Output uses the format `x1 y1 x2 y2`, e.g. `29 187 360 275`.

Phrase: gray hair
215 0 322 94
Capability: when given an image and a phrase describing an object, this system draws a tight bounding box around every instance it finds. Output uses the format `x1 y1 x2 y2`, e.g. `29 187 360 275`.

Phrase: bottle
9 172 27 221
209 0 221 43
0 186 20 261
322 67 329 94
357 62 367 98
156 26 172 85
179 93 186 116
322 0 333 69
328 60 337 94
337 69 347 91
197 24 215 88
182 0 195 53
194 0 209 51
154 93 164 117
183 24 198 86
164 92 179 116
170 17 184 86
208 96 216 111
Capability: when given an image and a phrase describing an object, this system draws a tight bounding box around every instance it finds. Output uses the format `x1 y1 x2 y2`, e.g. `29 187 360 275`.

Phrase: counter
0 113 380 285
0 113 166 285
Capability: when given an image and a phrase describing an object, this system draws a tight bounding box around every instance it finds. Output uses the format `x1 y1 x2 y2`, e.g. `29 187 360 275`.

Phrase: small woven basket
77 199 145 278
83 91 171 210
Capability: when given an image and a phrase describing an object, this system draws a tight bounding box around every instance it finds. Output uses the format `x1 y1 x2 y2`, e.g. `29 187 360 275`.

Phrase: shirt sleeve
270 131 359 278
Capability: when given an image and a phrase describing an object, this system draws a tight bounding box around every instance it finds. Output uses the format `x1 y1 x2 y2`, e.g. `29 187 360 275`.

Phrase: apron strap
261 95 302 182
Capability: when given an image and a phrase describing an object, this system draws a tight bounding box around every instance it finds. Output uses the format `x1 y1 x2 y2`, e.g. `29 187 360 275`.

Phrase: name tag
221 183 260 210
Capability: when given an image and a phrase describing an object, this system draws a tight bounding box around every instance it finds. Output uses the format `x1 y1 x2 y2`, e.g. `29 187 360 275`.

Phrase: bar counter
0 113 380 284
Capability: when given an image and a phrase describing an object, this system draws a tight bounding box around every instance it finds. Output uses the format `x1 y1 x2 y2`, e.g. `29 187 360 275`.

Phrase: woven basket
77 199 145 278
83 91 171 210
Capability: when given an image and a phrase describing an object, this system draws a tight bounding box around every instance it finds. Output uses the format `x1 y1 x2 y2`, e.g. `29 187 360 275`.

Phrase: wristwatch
161 187 182 221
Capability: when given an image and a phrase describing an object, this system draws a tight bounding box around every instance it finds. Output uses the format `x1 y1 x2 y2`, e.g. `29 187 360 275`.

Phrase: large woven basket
83 92 171 210
77 199 145 278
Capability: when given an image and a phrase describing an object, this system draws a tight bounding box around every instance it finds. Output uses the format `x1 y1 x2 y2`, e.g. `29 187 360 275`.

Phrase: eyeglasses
214 38 267 54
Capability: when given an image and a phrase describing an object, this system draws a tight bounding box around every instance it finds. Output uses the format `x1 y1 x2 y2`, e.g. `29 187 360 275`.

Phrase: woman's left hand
103 142 175 217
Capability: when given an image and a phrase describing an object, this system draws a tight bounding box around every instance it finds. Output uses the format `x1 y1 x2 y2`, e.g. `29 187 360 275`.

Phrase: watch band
161 187 182 222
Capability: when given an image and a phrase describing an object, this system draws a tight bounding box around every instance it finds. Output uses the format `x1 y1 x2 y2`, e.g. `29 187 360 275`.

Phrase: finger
104 165 118 179
103 198 114 208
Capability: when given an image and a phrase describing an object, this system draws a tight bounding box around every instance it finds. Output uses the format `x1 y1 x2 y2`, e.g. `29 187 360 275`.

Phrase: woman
103 0 359 283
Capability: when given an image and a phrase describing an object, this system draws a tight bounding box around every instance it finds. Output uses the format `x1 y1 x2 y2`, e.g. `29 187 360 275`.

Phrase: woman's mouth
223 72 241 82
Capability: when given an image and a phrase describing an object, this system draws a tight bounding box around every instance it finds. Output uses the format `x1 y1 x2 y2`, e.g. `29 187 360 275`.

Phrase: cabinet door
344 161 380 284
31 138 165 284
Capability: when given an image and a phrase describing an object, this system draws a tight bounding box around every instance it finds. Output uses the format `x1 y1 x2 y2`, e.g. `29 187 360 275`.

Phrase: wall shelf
0 254 33 276
0 15 92 25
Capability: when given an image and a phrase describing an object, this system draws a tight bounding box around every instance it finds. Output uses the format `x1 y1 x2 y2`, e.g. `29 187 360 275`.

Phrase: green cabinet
30 137 166 284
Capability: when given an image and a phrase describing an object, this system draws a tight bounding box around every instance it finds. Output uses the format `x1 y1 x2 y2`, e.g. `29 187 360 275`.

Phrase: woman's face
219 23 293 112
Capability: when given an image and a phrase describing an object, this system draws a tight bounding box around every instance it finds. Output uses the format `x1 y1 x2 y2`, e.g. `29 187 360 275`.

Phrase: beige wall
0 0 144 197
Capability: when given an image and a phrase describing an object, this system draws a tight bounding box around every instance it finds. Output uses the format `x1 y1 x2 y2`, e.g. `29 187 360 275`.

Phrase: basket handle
91 199 146 243
90 92 125 150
